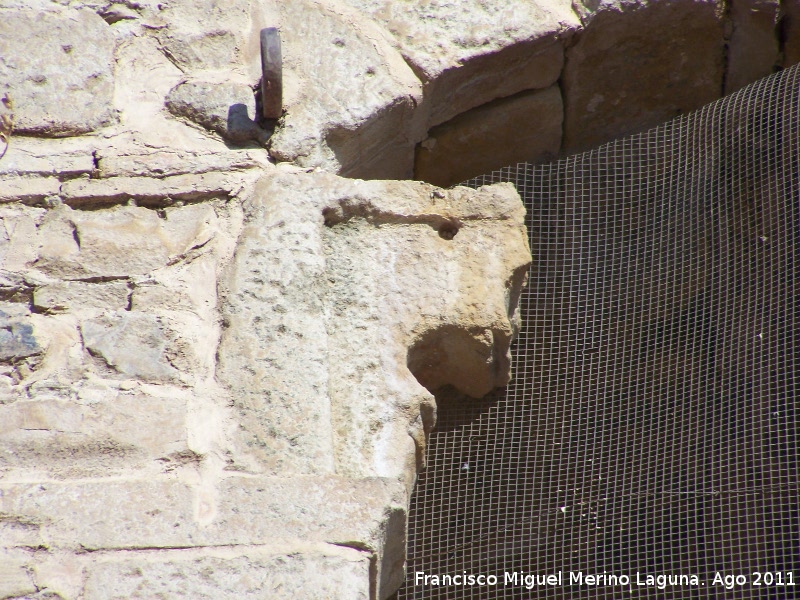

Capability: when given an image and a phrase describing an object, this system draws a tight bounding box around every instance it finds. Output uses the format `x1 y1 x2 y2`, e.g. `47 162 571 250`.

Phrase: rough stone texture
563 0 726 153
166 80 272 145
82 546 372 600
415 86 563 187
781 0 800 67
217 169 531 483
341 0 579 128
726 0 780 93
0 5 116 136
0 0 788 597
266 0 422 179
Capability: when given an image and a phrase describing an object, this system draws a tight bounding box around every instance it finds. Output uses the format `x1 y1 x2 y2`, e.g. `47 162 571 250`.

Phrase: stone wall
1 0 797 598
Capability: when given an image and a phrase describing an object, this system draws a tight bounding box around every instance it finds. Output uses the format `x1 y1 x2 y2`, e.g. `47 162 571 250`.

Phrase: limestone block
154 0 255 74
781 0 800 67
0 308 41 362
0 177 61 204
96 150 267 179
726 0 779 94
0 5 116 136
218 169 530 483
0 549 36 599
0 205 44 273
563 0 725 153
59 172 235 207
266 0 422 179
0 139 94 178
82 546 372 600
0 394 187 477
165 80 271 145
0 476 401 550
33 281 130 315
340 0 579 128
80 312 181 382
415 86 562 187
34 203 219 279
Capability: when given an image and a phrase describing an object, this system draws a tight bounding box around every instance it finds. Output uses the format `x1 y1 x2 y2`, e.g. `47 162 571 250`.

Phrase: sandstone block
96 150 267 179
563 0 725 153
80 312 180 382
1 205 44 273
726 0 779 94
415 86 562 187
341 0 579 128
0 140 94 178
0 549 36 599
166 80 271 145
219 169 530 483
0 6 116 136
266 0 421 179
59 173 235 207
33 281 131 315
83 546 372 600
0 394 187 478
34 203 219 279
0 177 60 204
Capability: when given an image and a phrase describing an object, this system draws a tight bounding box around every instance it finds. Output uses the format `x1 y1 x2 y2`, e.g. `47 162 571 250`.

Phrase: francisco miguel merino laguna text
415 571 702 590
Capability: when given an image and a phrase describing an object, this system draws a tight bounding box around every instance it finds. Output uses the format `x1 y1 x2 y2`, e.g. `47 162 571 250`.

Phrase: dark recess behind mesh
399 65 799 599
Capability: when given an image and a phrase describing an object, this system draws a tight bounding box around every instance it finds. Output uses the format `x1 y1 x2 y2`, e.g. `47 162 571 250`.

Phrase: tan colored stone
415 85 562 187
59 173 235 207
0 5 116 136
340 0 579 128
725 0 779 94
266 0 422 179
33 281 130 314
1 205 44 272
0 394 187 477
34 203 219 279
563 0 725 153
83 545 372 600
0 476 401 549
0 549 36 598
0 177 60 204
218 169 530 483
0 140 94 178
96 150 267 179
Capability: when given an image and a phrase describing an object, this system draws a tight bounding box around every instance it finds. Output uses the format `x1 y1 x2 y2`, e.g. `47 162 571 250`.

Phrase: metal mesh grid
399 65 799 599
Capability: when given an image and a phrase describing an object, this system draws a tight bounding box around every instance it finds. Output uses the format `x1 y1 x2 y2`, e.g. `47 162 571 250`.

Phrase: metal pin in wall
260 27 282 120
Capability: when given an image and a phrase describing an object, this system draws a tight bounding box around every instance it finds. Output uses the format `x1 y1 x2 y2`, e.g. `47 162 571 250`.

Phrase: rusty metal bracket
260 27 282 120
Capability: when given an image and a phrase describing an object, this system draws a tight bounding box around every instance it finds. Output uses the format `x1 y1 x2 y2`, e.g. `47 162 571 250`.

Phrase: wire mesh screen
399 65 799 599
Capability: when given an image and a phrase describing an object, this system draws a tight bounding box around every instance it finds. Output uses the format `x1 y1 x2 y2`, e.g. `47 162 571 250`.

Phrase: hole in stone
437 222 459 240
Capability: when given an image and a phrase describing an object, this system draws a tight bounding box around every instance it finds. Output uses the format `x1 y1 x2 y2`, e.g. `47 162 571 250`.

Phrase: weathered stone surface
96 150 267 179
0 476 402 549
0 177 60 204
34 203 219 279
341 0 579 128
563 0 725 153
780 0 800 67
0 139 94 178
0 307 41 362
267 0 421 179
81 312 180 382
0 6 116 136
0 549 36 598
725 0 779 93
60 173 236 207
1 205 44 273
218 169 531 483
166 80 272 145
0 394 187 477
33 282 131 315
415 85 562 187
83 546 372 600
